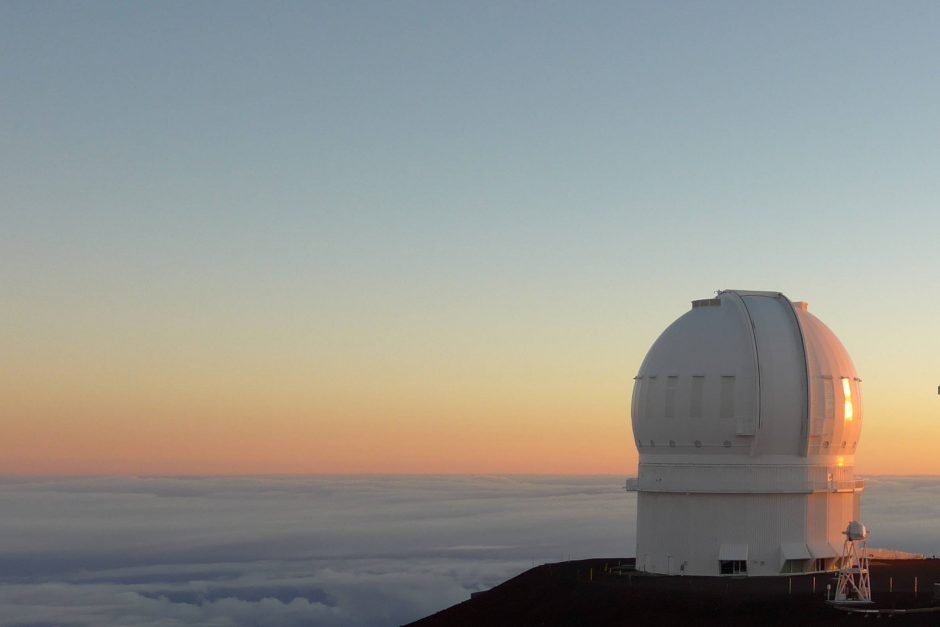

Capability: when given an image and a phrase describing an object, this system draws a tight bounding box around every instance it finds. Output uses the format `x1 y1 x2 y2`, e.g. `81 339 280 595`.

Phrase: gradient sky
3 1 940 474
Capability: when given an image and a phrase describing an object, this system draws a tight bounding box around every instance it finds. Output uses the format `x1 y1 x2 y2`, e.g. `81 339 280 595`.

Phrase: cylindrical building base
636 490 860 576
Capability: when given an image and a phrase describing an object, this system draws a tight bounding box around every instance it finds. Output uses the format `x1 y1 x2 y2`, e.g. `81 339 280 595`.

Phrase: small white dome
631 290 861 464
846 520 868 541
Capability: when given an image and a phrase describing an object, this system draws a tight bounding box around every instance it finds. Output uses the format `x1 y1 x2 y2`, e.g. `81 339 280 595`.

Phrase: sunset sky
3 2 940 475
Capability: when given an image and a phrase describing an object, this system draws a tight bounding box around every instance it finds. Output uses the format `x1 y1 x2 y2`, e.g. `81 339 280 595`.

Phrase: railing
635 464 866 493
810 478 865 492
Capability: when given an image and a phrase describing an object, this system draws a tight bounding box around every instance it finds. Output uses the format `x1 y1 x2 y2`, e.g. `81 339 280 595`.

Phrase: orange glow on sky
2 307 938 476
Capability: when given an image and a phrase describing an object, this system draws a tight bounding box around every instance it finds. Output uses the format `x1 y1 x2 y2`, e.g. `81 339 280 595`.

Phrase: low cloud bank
0 476 632 626
0 475 933 626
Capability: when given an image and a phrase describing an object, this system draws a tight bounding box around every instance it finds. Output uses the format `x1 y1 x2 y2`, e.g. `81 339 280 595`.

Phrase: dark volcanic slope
406 558 940 626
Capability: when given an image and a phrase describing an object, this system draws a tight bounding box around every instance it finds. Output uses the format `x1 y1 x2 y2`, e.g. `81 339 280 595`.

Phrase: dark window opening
781 559 809 574
719 560 747 575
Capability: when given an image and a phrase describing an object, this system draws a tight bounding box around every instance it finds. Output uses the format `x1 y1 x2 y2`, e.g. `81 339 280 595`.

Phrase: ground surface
406 558 940 626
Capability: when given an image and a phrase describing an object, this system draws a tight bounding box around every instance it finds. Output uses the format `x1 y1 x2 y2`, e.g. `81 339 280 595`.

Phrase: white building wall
638 488 858 576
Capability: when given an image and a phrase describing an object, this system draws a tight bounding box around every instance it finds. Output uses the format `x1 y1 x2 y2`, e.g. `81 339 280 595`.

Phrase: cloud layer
0 476 634 626
0 475 934 626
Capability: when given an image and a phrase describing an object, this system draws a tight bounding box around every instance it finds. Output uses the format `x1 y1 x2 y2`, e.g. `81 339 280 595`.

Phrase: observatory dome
630 290 864 577
632 290 861 464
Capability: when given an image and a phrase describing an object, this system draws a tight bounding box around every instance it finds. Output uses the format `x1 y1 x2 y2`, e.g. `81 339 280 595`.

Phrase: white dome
630 290 866 577
631 290 862 464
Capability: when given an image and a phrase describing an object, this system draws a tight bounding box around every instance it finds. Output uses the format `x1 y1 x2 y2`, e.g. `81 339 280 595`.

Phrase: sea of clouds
0 475 936 627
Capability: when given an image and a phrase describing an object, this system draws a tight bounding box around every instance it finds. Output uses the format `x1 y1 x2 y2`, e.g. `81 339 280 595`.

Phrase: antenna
834 520 872 604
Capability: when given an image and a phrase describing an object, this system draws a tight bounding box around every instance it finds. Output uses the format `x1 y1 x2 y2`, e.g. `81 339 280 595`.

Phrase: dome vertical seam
724 290 762 435
782 296 811 458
